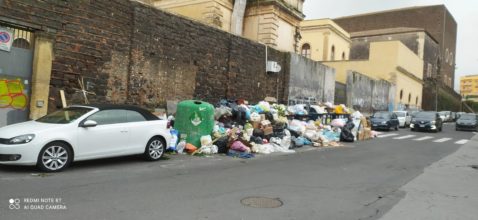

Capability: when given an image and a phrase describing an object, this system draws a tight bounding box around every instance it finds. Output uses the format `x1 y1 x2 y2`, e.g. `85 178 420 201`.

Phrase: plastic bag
177 140 186 154
200 135 213 147
168 129 179 151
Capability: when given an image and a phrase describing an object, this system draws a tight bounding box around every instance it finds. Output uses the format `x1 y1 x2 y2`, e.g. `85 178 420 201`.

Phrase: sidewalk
379 133 478 220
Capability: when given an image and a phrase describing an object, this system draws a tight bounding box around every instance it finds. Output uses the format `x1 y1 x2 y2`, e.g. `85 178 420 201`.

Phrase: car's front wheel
144 137 165 161
37 142 73 172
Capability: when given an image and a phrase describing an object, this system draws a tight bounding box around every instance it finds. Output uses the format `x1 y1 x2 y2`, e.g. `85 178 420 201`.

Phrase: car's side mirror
81 120 98 128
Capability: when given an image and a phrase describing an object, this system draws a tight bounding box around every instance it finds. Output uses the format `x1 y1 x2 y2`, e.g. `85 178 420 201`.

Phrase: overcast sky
303 0 478 91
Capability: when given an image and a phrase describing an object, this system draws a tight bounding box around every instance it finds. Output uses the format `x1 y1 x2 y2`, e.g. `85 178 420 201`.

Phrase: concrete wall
346 71 391 115
324 41 423 110
288 53 335 104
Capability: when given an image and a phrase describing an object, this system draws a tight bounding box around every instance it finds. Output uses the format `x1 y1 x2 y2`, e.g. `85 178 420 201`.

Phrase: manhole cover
240 196 283 208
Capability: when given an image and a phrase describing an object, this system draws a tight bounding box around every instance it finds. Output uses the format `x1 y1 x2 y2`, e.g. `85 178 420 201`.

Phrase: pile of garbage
167 99 378 158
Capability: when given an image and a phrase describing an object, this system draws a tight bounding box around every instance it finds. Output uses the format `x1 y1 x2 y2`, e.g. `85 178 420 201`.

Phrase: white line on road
413 136 434 141
454 139 469 145
378 133 399 138
394 135 416 140
433 138 452 143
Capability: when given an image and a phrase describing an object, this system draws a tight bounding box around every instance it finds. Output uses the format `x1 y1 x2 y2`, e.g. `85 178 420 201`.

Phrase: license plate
419 124 425 127
373 124 377 127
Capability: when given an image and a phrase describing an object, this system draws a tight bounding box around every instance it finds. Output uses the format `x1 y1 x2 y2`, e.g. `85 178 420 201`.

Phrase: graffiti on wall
0 78 28 109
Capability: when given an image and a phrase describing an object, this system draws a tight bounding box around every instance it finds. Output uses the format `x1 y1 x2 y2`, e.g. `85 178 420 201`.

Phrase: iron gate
0 24 34 127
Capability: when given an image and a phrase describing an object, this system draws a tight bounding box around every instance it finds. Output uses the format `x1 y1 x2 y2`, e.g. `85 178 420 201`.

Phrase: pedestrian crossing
377 133 470 145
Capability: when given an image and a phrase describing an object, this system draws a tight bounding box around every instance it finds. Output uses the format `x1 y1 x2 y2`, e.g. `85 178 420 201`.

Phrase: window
342 52 345 60
331 45 335 60
301 43 311 59
400 89 403 100
408 93 411 103
427 63 432 78
87 110 127 125
126 110 146 122
416 96 419 105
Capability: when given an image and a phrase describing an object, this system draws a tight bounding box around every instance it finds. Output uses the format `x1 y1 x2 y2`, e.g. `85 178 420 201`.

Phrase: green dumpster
174 100 215 147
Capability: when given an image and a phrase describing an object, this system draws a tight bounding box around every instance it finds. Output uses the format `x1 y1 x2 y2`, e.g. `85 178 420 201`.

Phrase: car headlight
8 134 35 144
431 121 436 125
381 121 388 125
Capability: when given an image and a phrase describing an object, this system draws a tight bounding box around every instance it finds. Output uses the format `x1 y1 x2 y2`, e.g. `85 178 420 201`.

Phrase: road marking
413 136 434 141
378 133 399 138
393 135 416 140
455 139 469 145
433 138 452 143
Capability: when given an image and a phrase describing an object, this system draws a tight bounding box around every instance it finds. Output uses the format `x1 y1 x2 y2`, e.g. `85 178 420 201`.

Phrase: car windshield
373 112 390 119
459 114 477 120
36 107 93 124
394 112 406 117
415 112 435 119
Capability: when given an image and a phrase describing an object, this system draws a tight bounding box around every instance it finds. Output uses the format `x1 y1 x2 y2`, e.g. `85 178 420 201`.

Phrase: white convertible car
0 104 170 172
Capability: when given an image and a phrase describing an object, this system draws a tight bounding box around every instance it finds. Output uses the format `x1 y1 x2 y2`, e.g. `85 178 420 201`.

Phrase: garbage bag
214 136 229 154
331 119 346 127
340 127 355 142
230 141 250 152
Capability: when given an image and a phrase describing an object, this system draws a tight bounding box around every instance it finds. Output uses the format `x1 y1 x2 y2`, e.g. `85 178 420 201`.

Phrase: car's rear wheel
37 142 73 172
144 137 165 161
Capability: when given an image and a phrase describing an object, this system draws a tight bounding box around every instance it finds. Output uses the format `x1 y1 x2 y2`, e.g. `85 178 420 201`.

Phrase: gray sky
303 0 478 91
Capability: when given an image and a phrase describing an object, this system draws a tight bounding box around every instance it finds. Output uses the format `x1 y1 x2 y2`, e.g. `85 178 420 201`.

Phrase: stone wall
346 71 391 115
0 0 290 111
288 53 335 104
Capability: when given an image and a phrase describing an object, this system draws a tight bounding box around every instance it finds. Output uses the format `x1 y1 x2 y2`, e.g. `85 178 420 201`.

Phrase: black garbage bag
250 136 263 144
215 136 229 154
252 128 264 139
287 128 301 138
340 120 355 142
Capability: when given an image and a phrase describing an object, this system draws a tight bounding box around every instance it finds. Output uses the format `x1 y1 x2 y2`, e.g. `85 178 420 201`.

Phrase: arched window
400 89 403 100
342 52 345 60
408 93 412 103
12 38 31 49
331 45 335 60
301 43 311 59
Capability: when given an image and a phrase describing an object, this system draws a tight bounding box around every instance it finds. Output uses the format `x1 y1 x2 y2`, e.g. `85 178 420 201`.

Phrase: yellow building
299 19 351 61
460 74 478 102
152 0 305 52
324 41 424 110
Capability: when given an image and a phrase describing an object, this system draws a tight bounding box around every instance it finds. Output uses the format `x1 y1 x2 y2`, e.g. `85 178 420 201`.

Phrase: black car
455 113 478 131
410 111 443 132
370 111 400 131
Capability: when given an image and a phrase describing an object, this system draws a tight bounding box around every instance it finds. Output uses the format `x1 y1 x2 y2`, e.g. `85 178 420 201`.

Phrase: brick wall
0 0 290 110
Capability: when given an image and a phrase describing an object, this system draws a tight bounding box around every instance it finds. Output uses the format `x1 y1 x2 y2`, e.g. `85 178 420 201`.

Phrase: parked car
0 104 171 172
370 111 400 131
438 111 452 122
393 111 411 128
410 111 443 132
455 113 478 131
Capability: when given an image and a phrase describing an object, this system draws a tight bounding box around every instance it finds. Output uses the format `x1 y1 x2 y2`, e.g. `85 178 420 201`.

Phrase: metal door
0 26 34 127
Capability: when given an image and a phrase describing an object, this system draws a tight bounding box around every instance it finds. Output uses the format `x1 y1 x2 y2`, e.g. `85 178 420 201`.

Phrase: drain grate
241 196 283 208
470 165 478 170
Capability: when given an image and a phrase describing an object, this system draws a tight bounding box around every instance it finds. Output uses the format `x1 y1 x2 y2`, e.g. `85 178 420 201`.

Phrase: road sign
0 28 14 52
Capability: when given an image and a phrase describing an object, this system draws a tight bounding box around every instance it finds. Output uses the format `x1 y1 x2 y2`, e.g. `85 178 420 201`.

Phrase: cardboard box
263 126 273 135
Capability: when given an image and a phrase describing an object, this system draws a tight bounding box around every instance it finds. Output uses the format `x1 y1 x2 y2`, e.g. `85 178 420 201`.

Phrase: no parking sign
0 27 14 52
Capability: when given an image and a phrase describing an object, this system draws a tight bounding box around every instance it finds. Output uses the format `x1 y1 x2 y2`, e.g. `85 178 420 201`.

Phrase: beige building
151 0 305 52
460 75 478 102
324 41 424 110
299 19 351 61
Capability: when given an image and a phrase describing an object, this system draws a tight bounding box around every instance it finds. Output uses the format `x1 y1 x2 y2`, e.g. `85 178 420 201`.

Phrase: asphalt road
0 123 475 220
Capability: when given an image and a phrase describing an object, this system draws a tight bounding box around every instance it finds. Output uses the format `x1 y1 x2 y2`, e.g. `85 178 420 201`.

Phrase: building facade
334 5 457 89
324 41 424 111
460 75 478 102
152 0 305 52
299 19 351 61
